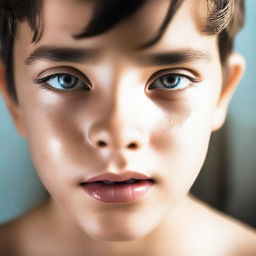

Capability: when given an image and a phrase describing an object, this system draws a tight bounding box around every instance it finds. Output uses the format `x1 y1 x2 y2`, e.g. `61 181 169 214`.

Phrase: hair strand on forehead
203 0 234 34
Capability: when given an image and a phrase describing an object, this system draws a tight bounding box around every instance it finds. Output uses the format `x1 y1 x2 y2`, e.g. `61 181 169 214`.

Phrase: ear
0 63 27 137
212 53 246 131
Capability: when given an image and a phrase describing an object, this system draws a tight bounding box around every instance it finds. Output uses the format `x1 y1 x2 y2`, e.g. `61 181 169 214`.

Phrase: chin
76 200 168 242
79 216 156 242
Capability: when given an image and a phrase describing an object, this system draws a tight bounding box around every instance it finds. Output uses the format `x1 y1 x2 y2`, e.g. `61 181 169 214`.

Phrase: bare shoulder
0 200 50 256
0 218 20 256
186 195 256 256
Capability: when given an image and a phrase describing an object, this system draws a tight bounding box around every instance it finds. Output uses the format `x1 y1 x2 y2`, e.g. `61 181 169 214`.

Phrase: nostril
97 140 107 147
127 142 138 149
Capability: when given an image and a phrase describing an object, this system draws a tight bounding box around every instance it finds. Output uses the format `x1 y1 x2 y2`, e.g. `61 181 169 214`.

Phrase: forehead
16 0 217 56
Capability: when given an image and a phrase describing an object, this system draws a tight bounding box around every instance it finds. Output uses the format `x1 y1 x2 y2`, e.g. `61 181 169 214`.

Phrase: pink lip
83 171 153 183
80 171 155 203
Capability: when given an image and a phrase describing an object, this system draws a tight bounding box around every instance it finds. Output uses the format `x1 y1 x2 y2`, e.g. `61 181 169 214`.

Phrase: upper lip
82 171 153 183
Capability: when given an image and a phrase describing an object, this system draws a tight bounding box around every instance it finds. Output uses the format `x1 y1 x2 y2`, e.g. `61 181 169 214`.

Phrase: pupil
64 76 71 83
161 75 180 88
167 77 175 83
58 75 77 88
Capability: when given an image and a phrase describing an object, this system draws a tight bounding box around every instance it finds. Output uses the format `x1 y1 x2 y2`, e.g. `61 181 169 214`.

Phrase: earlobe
212 53 246 131
0 63 27 137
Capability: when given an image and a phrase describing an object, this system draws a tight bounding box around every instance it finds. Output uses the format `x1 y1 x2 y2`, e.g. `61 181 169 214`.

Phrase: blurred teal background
225 0 256 224
0 0 256 225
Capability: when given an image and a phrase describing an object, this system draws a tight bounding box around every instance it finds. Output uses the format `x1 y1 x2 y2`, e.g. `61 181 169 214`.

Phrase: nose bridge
87 69 148 151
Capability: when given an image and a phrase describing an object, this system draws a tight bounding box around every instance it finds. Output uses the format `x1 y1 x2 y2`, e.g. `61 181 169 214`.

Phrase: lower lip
81 180 155 203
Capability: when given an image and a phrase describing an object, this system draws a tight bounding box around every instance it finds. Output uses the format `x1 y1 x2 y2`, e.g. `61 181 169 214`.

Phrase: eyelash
34 73 90 91
148 72 199 91
33 71 199 92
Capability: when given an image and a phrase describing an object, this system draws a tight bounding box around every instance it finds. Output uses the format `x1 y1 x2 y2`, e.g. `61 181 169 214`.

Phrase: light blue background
0 102 48 223
226 0 256 222
0 0 256 224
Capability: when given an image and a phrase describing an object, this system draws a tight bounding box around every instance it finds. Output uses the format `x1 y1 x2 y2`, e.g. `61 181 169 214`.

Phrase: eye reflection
149 73 195 90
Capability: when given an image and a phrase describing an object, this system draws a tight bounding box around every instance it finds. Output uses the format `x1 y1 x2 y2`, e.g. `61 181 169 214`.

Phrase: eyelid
147 68 201 86
34 66 92 88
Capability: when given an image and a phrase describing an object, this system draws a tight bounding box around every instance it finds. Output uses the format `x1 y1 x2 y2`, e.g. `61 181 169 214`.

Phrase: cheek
19 91 99 197
152 88 219 198
152 113 212 197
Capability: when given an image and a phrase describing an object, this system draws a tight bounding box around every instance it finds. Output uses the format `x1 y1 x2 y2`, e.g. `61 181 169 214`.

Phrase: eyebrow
25 46 99 65
138 49 212 66
25 46 212 67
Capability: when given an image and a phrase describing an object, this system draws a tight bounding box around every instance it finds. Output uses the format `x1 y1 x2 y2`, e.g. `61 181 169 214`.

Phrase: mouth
80 171 156 203
80 178 156 185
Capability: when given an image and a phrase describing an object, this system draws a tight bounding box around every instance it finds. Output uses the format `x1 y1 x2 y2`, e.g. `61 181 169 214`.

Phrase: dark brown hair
0 0 244 103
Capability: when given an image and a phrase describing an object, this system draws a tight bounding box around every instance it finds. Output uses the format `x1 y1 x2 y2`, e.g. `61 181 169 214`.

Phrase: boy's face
2 0 243 241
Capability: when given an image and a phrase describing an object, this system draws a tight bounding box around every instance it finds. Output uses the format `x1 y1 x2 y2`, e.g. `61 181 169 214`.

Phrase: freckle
163 110 191 129
149 129 172 151
149 110 191 151
174 110 191 129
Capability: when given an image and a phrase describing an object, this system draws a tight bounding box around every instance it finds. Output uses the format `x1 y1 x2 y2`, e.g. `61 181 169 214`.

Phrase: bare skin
1 195 256 256
0 0 256 255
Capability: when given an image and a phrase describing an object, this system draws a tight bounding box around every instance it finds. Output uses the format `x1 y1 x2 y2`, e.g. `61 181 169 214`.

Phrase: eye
34 73 90 91
148 73 196 91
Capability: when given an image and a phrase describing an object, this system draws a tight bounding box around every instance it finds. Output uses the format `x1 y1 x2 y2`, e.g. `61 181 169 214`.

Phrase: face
4 0 243 241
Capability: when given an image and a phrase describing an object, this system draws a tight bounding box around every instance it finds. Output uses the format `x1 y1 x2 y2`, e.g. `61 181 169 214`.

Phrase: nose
86 91 149 152
87 117 148 151
85 64 152 152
